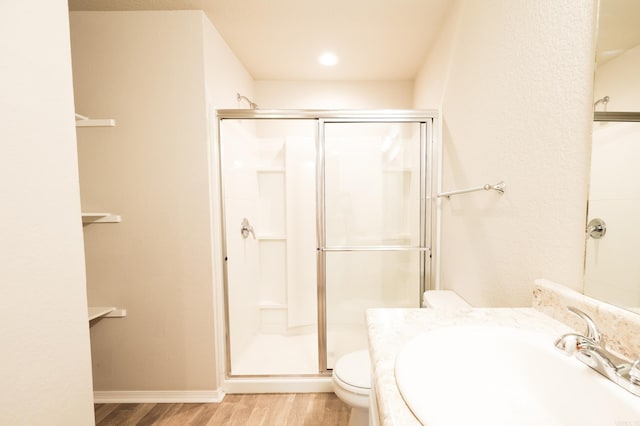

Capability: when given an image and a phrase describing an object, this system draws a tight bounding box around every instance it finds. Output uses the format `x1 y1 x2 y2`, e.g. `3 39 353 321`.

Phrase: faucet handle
630 359 640 385
567 306 602 344
240 218 256 240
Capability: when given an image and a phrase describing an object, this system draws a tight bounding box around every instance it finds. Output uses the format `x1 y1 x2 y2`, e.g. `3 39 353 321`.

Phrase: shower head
593 96 610 110
237 93 258 109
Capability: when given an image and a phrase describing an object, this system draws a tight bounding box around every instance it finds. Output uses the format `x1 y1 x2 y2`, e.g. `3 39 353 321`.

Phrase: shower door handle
240 218 256 239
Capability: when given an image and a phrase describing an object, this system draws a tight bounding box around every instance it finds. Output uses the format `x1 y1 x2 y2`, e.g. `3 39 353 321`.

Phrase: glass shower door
220 119 318 376
321 121 427 369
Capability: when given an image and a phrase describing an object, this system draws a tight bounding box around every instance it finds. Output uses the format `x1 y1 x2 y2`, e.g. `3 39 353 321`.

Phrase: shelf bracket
82 212 122 224
75 113 116 127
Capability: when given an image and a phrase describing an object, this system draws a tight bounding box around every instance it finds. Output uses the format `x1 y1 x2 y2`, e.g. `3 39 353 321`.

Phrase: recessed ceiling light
318 52 339 66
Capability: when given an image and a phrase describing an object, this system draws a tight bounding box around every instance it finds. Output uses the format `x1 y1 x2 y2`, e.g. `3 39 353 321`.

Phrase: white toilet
332 349 371 426
332 291 471 426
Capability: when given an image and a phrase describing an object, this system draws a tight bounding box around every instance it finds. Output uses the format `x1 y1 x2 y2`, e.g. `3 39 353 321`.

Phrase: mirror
584 0 640 312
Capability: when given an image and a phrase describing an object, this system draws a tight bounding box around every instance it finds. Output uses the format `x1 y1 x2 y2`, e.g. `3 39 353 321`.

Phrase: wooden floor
94 393 350 425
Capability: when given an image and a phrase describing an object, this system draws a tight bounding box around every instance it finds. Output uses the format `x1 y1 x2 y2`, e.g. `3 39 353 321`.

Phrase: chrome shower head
237 93 258 109
593 96 610 109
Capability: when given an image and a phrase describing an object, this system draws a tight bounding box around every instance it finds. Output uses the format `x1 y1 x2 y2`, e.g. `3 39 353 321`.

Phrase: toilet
332 291 471 426
332 349 371 426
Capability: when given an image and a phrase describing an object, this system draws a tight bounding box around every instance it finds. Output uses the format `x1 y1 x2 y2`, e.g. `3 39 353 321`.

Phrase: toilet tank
423 290 472 312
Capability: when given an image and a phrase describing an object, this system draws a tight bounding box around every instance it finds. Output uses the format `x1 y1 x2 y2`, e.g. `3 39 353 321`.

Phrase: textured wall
0 1 95 424
415 0 597 306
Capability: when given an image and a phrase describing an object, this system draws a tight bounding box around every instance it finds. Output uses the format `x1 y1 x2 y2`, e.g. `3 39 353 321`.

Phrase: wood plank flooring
95 393 351 425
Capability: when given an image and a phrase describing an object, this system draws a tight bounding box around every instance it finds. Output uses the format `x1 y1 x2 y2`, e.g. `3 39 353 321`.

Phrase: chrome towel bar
438 181 506 198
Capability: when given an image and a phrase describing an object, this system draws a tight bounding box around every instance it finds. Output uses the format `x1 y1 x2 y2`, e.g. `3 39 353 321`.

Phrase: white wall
255 80 413 109
0 1 95 424
594 44 640 111
202 12 255 112
415 0 597 306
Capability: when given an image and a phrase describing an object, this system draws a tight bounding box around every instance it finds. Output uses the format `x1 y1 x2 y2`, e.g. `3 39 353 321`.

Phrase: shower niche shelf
382 167 413 173
82 212 122 224
255 234 287 241
256 167 285 173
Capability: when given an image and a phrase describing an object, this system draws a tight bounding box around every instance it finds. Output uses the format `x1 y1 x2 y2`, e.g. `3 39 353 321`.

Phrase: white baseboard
223 377 333 394
93 390 225 404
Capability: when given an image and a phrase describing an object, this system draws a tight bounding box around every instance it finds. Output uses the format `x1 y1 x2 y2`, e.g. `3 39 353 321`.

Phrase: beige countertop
366 307 573 426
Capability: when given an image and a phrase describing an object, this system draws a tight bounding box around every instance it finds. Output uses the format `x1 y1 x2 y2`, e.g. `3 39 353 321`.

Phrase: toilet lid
334 350 371 389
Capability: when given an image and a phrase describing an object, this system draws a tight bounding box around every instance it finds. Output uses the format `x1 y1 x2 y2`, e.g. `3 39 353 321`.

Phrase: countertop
366 307 573 426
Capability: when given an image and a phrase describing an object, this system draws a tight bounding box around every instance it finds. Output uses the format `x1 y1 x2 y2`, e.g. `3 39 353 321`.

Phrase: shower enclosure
216 110 436 379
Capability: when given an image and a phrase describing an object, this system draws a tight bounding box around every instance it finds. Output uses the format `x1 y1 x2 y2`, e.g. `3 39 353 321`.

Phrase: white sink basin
395 325 640 426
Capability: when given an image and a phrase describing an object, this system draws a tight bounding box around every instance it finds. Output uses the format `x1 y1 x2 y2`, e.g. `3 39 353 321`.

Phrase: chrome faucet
555 306 640 397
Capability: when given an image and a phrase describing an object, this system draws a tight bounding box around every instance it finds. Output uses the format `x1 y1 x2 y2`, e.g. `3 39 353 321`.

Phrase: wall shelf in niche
256 168 285 173
88 306 127 321
255 234 286 241
82 212 122 224
382 168 413 173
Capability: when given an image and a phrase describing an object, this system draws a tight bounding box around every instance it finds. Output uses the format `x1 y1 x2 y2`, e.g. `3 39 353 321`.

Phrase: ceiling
67 1 640 79
67 0 452 81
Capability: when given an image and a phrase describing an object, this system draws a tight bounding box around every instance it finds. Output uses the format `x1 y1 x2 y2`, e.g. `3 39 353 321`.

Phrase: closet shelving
82 212 122 224
81 212 122 224
77 112 126 321
75 112 116 127
88 307 127 321
76 112 122 225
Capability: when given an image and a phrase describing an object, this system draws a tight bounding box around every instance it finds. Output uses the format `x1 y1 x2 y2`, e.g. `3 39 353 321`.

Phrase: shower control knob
587 218 606 239
241 218 256 240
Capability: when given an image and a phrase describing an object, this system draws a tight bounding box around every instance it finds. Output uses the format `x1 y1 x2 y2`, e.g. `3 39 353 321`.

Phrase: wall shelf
256 234 287 241
88 306 127 321
82 212 122 224
75 113 116 127
382 168 413 173
76 119 116 127
256 168 285 173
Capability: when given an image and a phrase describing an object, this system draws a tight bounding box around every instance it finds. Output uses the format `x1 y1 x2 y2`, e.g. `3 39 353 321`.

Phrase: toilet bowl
332 350 371 426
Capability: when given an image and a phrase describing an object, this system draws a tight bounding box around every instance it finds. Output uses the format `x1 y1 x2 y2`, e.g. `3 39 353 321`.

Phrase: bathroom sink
395 325 640 426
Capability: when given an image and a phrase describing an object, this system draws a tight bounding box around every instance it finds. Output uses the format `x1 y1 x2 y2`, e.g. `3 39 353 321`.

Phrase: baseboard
93 389 225 404
223 377 333 394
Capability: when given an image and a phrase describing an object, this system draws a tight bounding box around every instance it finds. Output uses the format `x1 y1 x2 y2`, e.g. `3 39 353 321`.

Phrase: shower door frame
216 109 438 380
